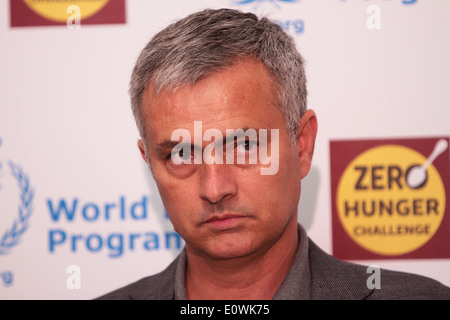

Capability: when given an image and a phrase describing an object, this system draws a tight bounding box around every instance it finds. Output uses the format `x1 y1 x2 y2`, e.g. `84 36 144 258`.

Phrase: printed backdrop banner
1 0 449 299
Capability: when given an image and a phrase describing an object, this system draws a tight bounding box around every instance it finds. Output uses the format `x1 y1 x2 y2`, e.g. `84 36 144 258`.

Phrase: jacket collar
130 224 374 300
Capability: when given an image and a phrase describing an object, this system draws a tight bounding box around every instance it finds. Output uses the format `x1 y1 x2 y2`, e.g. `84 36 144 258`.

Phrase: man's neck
184 221 299 300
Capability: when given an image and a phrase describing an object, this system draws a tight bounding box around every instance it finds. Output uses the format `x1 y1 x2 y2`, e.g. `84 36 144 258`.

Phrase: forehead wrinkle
160 61 271 119
144 59 285 145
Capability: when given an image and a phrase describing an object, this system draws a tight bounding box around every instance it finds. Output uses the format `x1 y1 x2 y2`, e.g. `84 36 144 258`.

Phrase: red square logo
330 137 450 260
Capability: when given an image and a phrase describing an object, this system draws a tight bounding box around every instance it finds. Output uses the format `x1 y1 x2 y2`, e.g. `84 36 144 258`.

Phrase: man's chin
195 235 261 261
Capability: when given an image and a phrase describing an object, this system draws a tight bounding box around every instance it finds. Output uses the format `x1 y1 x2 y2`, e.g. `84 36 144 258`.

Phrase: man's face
139 59 314 260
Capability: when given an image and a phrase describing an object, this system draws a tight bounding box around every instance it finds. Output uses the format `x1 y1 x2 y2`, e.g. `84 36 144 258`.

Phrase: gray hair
130 8 307 143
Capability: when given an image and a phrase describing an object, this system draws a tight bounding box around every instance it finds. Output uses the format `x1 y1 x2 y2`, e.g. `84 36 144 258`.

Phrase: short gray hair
130 8 307 143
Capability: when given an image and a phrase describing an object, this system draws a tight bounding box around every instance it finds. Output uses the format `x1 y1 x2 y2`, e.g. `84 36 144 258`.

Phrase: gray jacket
97 238 450 300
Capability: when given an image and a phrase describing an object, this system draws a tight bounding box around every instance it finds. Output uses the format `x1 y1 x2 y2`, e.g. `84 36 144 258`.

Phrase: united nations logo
0 139 34 255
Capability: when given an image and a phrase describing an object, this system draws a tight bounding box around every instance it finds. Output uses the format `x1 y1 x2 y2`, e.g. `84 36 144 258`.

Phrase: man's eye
236 139 257 152
170 148 192 165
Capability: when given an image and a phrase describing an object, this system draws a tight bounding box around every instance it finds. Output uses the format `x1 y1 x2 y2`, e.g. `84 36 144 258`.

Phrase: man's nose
199 163 237 204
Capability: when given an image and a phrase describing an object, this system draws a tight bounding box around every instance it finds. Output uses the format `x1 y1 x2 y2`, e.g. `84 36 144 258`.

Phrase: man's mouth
203 214 246 230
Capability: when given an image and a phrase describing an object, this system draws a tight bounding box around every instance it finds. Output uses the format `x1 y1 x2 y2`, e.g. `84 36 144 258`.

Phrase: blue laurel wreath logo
0 161 34 255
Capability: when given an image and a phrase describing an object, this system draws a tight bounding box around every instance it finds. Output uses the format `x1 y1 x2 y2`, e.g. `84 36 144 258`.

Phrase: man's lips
203 214 247 229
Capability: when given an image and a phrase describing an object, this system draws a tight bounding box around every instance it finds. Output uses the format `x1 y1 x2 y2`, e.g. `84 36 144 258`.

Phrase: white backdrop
1 0 449 299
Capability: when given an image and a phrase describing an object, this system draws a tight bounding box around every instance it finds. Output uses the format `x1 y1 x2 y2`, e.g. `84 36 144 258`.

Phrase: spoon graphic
406 139 448 189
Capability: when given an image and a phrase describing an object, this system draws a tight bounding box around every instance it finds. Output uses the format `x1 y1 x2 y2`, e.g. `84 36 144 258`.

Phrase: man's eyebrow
154 127 263 153
224 128 259 141
154 140 199 155
154 140 181 154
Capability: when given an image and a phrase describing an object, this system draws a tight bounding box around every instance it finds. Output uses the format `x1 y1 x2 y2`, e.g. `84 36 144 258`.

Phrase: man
99 8 450 300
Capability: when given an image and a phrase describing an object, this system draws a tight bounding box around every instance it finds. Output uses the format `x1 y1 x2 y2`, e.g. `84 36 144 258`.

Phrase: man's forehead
141 59 283 140
144 59 273 106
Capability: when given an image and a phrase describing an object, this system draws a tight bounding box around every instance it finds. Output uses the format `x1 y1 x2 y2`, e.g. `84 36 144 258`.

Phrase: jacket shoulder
308 239 450 300
308 239 373 299
96 258 178 300
368 268 450 300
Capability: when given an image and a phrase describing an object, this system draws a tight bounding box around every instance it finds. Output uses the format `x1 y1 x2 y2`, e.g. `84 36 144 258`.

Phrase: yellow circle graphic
23 0 110 23
337 145 446 256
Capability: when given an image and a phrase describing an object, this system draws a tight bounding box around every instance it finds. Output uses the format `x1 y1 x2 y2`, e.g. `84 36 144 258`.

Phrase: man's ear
296 110 318 179
138 139 156 177
137 139 147 162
